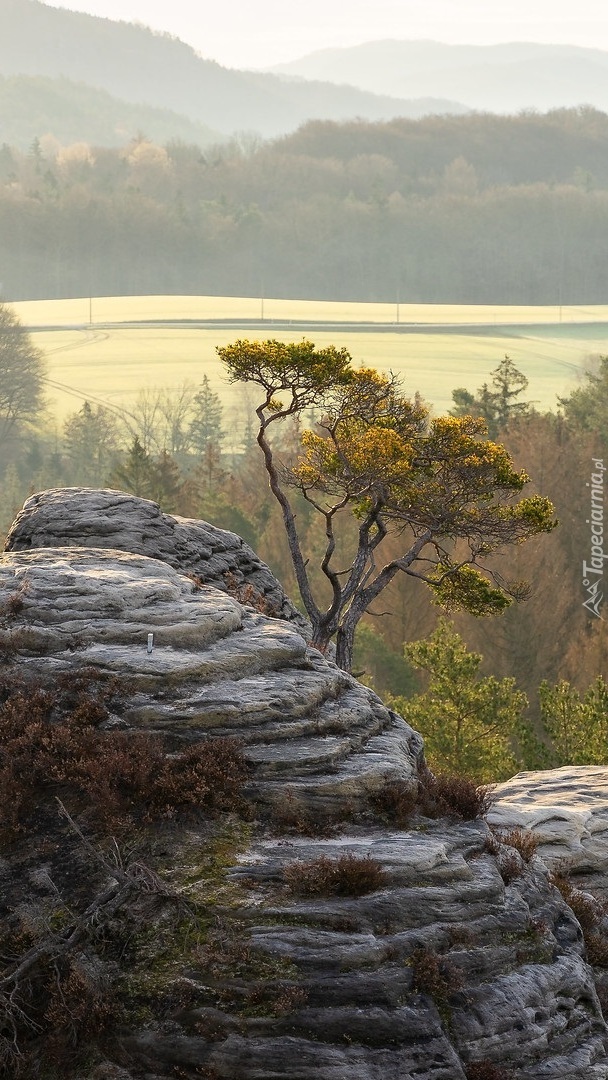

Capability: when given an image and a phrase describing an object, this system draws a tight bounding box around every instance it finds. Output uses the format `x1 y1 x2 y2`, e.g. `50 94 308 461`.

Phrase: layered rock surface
0 545 420 811
1 489 608 1079
490 767 608 895
5 487 304 627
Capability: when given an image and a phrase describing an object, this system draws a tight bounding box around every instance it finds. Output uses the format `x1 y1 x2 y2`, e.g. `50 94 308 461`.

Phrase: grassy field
13 295 608 327
11 295 608 431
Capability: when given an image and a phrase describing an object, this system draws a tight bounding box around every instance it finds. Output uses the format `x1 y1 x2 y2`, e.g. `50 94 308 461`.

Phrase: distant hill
0 75 220 150
0 0 468 141
270 40 608 114
3 106 608 306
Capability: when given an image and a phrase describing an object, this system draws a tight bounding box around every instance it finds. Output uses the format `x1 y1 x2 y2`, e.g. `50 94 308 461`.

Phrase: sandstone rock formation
5 487 304 627
0 544 419 813
1 489 608 1079
490 767 608 895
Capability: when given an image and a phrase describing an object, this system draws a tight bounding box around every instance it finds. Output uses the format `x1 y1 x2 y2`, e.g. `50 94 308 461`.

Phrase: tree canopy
218 339 556 671
0 302 45 446
537 676 608 767
2 110 608 304
558 355 608 441
391 619 527 782
450 355 531 438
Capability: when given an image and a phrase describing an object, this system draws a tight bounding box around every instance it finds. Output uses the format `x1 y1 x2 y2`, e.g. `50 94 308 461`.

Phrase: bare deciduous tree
0 303 45 446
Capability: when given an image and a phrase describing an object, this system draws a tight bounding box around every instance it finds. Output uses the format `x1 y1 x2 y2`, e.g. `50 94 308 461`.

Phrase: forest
1 107 608 303
2 299 608 784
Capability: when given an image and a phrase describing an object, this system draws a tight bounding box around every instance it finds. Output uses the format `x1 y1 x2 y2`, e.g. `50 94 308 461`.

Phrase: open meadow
12 296 608 434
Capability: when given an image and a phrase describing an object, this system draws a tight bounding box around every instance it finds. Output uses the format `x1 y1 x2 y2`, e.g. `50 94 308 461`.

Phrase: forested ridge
0 74 220 151
2 107 608 304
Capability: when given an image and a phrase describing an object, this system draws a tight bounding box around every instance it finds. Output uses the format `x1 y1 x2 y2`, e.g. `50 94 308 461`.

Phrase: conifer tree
218 339 556 671
391 618 527 782
451 356 530 437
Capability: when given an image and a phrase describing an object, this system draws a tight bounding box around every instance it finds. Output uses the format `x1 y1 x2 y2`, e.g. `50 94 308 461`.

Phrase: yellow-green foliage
391 619 528 782
539 676 608 765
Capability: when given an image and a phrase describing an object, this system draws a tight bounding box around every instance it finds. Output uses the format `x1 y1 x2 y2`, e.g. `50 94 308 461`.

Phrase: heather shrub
496 849 525 884
268 791 337 837
283 852 386 896
550 872 608 968
585 933 608 968
596 980 608 1018
419 768 494 821
270 806 319 836
0 952 118 1078
466 1063 512 1080
485 828 539 883
0 588 26 617
492 826 540 862
410 946 463 1004
550 873 604 935
369 770 492 825
370 778 419 825
0 672 249 842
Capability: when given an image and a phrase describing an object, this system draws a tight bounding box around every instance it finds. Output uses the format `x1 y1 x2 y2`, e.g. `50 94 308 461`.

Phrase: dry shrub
496 850 524 884
283 852 386 897
0 673 249 842
595 981 608 1018
410 946 463 1003
271 985 309 1016
244 982 309 1017
200 919 309 1018
43 958 116 1059
370 779 419 825
200 919 258 981
446 925 475 950
0 955 118 1077
419 769 493 821
466 1063 512 1080
550 873 605 936
0 589 26 618
370 770 491 825
223 571 280 617
483 829 524 881
268 791 338 838
550 872 608 967
585 933 608 968
492 827 540 862
160 738 250 814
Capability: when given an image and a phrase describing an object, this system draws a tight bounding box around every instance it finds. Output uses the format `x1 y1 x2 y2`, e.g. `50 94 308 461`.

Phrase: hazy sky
42 0 608 69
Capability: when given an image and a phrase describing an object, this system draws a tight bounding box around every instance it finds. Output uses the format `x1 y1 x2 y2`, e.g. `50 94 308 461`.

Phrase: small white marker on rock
147 633 154 654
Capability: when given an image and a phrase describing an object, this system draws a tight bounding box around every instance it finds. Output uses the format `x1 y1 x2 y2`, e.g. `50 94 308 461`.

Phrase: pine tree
109 437 155 499
390 618 528 782
450 356 530 437
189 376 224 454
219 339 555 671
538 676 608 765
63 401 121 486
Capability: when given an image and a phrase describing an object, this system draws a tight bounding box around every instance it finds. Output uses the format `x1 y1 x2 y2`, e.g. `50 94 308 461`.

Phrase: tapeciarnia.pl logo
582 457 606 618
